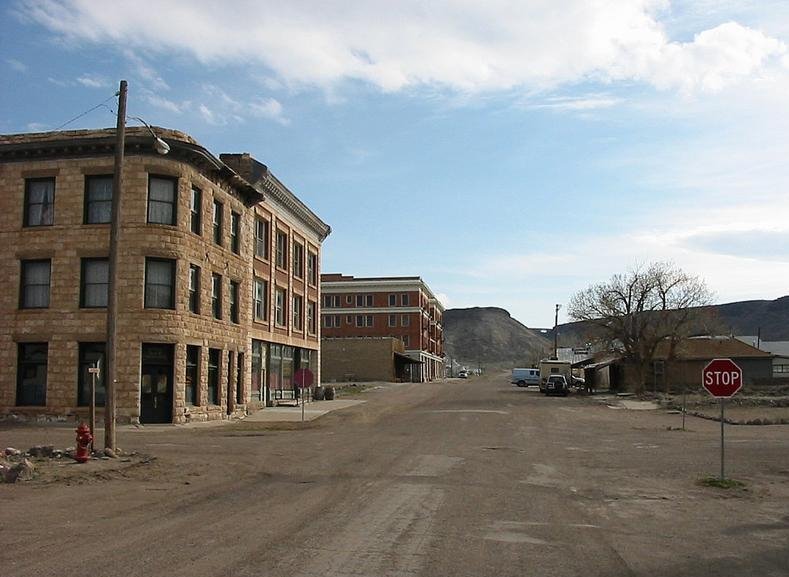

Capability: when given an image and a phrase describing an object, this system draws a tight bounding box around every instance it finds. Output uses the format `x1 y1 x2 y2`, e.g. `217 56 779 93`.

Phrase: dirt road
2 374 788 576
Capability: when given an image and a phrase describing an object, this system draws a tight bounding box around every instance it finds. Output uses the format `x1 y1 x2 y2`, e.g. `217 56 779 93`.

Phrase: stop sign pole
702 358 743 481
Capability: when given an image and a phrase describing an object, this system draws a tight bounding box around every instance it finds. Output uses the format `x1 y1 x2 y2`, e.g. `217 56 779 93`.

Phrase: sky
2 0 788 327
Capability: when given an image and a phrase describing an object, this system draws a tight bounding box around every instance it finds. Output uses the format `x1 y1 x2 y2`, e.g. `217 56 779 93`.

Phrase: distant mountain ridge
443 307 551 369
443 297 789 370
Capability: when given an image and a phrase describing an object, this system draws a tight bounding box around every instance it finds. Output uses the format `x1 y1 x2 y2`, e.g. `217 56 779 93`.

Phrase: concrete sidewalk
240 399 366 423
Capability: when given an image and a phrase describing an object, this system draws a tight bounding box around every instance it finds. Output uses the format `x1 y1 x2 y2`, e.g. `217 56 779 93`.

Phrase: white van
512 368 540 387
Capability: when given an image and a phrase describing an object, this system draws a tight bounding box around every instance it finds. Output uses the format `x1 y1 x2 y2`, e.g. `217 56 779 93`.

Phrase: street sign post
702 358 743 480
294 369 314 422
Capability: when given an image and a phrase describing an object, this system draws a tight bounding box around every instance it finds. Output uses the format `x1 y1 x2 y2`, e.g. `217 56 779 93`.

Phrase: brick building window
389 294 397 306
254 278 268 321
147 176 177 225
355 315 373 327
24 177 54 227
84 175 112 224
402 335 409 347
401 315 410 327
292 294 303 330
401 293 409 306
207 348 220 405
80 258 109 308
388 314 397 327
190 187 202 235
144 258 175 309
323 294 340 308
77 342 106 406
212 200 223 245
255 218 269 259
307 300 316 334
20 259 51 309
275 287 286 326
229 280 240 324
293 243 304 278
185 345 200 406
230 211 240 254
188 264 200 314
346 295 352 304
211 273 222 319
307 252 317 285
275 230 288 269
17 343 48 406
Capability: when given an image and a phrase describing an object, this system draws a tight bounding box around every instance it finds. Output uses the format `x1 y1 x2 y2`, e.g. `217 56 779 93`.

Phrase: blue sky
2 0 788 327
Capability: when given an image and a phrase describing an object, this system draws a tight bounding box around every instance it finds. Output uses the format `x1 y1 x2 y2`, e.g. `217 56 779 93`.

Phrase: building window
389 294 397 306
230 211 240 254
275 287 286 326
293 243 304 278
185 345 200 406
17 343 48 406
80 258 109 308
388 314 397 327
236 352 244 405
212 200 223 245
255 218 269 259
24 177 54 227
356 294 363 307
356 294 373 307
78 342 106 406
188 264 200 314
323 294 340 308
323 315 341 328
346 295 352 304
144 258 175 309
401 315 410 327
403 335 409 347
211 273 222 319
251 340 266 403
401 293 409 306
355 315 373 327
307 300 316 334
292 294 303 330
147 176 177 225
84 175 112 224
254 278 268 321
275 230 288 269
229 280 240 324
307 252 317 285
207 348 220 405
190 187 202 235
20 259 51 309
366 295 373 306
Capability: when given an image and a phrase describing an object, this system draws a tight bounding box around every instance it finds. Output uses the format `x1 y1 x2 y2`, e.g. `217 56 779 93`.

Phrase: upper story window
24 177 54 227
401 293 409 306
275 287 286 326
188 264 200 314
293 242 304 279
144 258 175 309
211 273 222 319
323 294 340 308
230 211 240 254
355 315 374 327
212 200 223 245
389 294 397 306
275 230 288 269
356 294 374 307
253 277 268 322
84 175 113 224
388 314 397 327
255 218 269 259
147 176 177 225
229 280 240 324
80 258 109 308
307 301 316 334
20 259 51 309
307 252 317 285
190 187 202 235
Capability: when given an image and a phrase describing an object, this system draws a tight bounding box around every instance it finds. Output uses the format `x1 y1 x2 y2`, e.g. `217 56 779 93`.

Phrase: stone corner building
0 127 330 424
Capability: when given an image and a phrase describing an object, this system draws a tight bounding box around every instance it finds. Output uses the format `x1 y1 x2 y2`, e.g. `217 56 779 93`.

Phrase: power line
53 92 118 131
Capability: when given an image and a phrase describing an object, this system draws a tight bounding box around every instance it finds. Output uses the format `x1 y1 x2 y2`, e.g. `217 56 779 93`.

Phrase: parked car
458 370 468 379
544 374 569 396
512 367 540 387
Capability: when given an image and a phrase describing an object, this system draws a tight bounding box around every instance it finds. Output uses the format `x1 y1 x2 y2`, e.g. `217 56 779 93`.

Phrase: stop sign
294 368 314 388
702 358 743 398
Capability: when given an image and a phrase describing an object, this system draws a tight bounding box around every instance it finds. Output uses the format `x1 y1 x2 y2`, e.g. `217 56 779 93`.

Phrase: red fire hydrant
75 422 93 463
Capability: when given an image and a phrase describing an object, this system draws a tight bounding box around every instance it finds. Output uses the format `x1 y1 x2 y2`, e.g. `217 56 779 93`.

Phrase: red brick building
320 274 444 381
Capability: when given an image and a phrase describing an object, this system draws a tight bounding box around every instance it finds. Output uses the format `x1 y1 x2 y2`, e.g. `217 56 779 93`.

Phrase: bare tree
568 262 715 393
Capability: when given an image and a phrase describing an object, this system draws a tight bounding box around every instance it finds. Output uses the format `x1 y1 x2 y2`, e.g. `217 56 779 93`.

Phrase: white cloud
17 1 789 95
6 58 28 72
248 97 289 125
198 103 218 125
144 93 188 114
76 73 110 88
527 94 624 111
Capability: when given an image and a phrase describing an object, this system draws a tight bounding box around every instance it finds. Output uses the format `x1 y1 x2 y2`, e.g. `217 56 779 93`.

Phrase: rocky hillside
552 295 789 345
444 307 551 369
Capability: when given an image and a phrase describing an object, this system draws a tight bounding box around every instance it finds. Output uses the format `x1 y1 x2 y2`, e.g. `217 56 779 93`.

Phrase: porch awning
394 352 423 364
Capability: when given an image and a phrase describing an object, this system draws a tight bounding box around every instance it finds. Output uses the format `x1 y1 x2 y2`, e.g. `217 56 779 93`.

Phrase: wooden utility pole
105 79 127 451
553 304 561 360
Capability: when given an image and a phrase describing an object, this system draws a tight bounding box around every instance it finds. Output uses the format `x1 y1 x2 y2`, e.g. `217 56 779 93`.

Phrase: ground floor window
236 352 244 405
78 342 106 406
185 345 200 405
251 340 267 403
17 343 47 406
208 348 220 405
